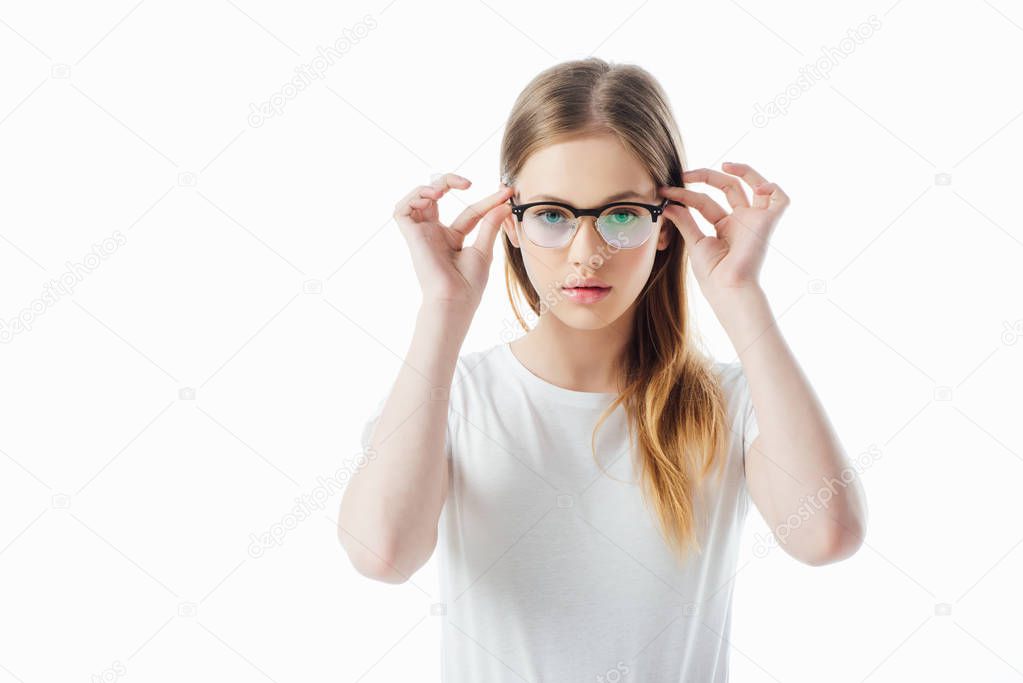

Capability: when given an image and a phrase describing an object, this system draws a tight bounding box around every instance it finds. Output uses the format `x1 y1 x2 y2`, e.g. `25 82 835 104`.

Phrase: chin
550 305 627 331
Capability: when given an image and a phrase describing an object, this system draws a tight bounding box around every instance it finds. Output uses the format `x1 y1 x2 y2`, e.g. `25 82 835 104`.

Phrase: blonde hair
499 57 732 560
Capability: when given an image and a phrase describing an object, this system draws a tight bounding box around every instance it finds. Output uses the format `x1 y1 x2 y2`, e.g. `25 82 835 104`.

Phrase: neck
512 305 635 394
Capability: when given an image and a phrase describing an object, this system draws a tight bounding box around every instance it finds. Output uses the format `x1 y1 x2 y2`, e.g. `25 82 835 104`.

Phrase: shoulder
454 344 496 374
707 359 754 421
708 359 744 394
709 358 742 378
709 358 749 388
454 342 513 382
447 343 508 404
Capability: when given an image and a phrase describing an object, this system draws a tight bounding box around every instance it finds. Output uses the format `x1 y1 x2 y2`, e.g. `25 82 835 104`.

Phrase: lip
561 285 612 304
565 276 610 288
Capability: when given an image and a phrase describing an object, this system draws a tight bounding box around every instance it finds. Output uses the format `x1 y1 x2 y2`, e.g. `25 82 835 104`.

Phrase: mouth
561 285 612 304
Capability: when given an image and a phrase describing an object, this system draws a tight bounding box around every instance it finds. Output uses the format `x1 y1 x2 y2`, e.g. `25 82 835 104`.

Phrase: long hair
499 57 732 561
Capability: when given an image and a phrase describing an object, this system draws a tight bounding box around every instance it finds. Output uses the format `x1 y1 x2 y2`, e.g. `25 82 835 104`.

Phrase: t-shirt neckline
498 341 619 409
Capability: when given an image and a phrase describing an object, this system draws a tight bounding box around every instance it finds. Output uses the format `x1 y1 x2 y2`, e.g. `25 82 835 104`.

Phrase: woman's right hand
393 173 515 312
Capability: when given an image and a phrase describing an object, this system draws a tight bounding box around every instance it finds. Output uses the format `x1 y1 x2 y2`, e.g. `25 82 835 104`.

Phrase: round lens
522 205 575 248
597 205 653 249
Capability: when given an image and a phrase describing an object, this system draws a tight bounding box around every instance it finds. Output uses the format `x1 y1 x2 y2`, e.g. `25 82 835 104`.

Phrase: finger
418 175 469 220
449 184 515 237
394 184 444 219
394 173 471 218
721 161 768 186
416 185 446 217
430 172 472 190
663 204 707 248
720 162 770 209
657 186 729 226
468 202 513 261
753 182 790 214
682 168 750 209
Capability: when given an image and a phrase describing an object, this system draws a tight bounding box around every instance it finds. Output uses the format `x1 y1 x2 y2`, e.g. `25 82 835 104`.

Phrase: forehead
515 133 655 204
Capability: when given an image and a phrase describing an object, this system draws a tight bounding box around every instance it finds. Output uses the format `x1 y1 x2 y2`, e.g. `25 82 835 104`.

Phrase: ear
502 214 521 248
656 219 673 251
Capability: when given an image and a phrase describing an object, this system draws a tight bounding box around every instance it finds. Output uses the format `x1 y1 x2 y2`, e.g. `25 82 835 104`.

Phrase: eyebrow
523 190 652 204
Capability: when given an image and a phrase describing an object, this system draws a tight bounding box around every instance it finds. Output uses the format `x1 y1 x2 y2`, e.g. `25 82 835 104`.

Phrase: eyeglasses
508 196 684 250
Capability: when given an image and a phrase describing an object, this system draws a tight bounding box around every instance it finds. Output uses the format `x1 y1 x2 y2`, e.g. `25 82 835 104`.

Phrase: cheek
520 249 555 294
521 240 573 280
604 245 658 292
524 246 565 277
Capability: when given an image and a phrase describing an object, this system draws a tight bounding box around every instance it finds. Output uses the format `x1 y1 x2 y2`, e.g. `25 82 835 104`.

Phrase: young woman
340 57 867 682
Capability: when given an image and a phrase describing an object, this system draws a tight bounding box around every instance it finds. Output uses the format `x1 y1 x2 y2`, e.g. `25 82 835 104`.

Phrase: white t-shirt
359 341 759 682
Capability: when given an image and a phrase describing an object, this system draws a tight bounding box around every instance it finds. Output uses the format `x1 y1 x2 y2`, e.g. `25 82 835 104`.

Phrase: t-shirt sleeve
738 366 760 466
359 392 388 457
722 360 759 517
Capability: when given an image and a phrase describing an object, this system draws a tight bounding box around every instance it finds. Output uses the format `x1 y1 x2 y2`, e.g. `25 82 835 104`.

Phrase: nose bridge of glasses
571 206 615 233
571 213 602 242
557 214 600 255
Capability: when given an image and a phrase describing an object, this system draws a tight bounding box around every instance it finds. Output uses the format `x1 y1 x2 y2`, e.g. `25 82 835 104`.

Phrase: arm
659 162 867 566
338 173 513 583
339 303 470 583
718 286 867 566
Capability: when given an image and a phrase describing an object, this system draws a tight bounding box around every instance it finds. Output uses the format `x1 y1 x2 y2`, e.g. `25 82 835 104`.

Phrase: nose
567 216 604 265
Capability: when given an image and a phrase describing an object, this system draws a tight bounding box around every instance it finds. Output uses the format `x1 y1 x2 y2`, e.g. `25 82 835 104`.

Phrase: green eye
603 211 639 225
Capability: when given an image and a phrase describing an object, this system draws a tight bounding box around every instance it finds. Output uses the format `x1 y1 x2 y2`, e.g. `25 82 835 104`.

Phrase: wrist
707 283 767 311
420 296 476 315
418 299 475 331
708 285 773 343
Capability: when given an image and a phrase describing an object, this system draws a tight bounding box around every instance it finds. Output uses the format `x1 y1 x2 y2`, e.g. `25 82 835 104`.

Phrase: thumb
468 203 512 261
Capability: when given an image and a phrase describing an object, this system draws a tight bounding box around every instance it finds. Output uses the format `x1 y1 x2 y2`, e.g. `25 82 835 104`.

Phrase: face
501 133 673 331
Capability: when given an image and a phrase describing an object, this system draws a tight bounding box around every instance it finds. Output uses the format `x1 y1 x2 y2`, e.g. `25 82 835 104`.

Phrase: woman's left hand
658 162 788 302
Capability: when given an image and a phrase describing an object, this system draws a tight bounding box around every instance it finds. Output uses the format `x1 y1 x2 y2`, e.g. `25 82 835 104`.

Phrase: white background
1 0 1021 681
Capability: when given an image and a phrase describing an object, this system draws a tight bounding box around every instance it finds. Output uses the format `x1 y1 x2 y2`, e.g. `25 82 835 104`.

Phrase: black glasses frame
507 196 686 249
